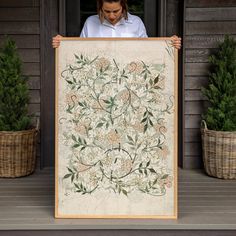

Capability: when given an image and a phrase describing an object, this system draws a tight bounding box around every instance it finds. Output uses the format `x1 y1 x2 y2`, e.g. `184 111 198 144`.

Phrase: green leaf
149 119 154 126
144 124 148 133
144 73 147 80
103 99 110 104
71 174 75 182
63 174 72 179
127 135 134 142
154 86 161 89
141 118 147 123
161 174 169 179
144 169 148 176
66 80 73 85
73 144 81 148
74 54 80 60
153 178 158 185
148 111 154 117
78 102 84 107
67 168 73 173
74 183 80 189
122 189 128 196
154 75 160 84
149 168 156 173
72 134 77 141
96 123 104 128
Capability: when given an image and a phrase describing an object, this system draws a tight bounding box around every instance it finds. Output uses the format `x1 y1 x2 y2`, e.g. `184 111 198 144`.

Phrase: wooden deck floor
0 168 236 231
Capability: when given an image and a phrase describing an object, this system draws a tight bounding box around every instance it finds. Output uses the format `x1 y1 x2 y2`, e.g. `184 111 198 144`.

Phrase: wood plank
185 101 205 114
0 35 39 48
185 63 210 76
178 189 236 195
0 8 39 21
19 49 40 63
185 49 215 63
185 22 236 35
180 183 236 188
0 0 39 7
186 7 236 21
0 201 53 207
184 35 236 49
185 101 203 115
28 76 40 89
29 104 40 117
0 231 235 236
1 169 236 231
0 22 39 34
185 76 208 90
185 90 204 101
185 128 201 142
166 0 181 36
179 201 236 207
183 155 202 169
180 187 236 193
179 183 236 186
180 207 236 213
185 114 201 129
29 90 40 103
185 0 236 7
185 142 201 156
40 0 59 167
22 62 40 76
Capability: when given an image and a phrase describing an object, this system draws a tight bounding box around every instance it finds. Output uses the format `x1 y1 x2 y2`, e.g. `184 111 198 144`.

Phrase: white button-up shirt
80 13 148 38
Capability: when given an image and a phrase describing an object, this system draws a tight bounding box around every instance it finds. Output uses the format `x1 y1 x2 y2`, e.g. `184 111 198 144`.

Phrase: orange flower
95 57 110 70
127 61 143 74
107 130 121 144
157 145 170 158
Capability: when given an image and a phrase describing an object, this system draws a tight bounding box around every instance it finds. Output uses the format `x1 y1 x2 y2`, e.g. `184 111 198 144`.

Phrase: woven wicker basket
0 128 38 178
201 120 236 179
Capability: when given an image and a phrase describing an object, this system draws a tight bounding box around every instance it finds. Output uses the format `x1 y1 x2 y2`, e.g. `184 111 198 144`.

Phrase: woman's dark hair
97 0 128 22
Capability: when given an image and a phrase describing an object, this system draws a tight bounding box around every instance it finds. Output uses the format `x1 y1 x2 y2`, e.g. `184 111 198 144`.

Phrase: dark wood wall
0 0 40 117
2 0 236 169
183 0 236 168
0 0 41 163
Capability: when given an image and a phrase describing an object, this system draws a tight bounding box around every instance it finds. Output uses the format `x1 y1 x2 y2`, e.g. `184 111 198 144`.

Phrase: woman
52 0 181 49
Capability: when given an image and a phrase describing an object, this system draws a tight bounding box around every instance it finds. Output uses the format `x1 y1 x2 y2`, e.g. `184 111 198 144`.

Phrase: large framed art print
55 38 178 219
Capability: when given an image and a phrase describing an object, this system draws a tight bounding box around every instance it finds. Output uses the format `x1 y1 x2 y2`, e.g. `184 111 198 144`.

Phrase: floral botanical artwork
55 39 177 218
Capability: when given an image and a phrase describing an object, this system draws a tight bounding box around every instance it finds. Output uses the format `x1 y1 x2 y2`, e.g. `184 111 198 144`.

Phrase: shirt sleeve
80 20 88 38
138 20 148 38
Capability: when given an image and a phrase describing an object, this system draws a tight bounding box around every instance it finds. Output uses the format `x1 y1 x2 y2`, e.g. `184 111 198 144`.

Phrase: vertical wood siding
0 0 40 160
183 0 236 168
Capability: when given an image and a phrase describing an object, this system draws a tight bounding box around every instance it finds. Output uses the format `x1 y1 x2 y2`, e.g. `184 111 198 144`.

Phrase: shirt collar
102 13 133 27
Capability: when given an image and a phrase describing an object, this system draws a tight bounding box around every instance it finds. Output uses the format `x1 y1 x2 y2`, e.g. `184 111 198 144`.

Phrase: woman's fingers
171 35 182 50
52 34 63 48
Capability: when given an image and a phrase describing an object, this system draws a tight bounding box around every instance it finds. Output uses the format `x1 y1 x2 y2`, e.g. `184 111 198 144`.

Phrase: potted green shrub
0 38 38 177
201 35 236 179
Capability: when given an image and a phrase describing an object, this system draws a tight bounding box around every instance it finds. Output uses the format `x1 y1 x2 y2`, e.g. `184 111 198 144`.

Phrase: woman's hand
52 34 63 48
171 35 181 50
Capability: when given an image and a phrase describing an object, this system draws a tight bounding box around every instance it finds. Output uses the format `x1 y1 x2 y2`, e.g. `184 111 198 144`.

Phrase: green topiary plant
202 35 236 131
0 37 31 131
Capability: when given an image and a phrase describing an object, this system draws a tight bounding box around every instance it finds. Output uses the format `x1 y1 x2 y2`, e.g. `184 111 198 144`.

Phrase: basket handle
35 118 40 132
201 120 208 130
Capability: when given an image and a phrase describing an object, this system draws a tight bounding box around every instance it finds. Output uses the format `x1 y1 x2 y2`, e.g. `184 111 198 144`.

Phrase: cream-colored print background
56 39 176 217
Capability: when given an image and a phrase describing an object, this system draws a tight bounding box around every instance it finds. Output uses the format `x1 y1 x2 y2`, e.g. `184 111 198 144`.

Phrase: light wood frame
55 38 178 219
